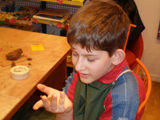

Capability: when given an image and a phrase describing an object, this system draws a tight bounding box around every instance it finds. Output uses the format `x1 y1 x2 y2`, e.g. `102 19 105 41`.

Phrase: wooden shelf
0 17 6 21
31 18 68 28
0 16 68 29
67 63 74 68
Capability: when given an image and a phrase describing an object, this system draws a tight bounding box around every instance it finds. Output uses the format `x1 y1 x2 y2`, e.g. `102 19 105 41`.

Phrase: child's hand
33 84 73 114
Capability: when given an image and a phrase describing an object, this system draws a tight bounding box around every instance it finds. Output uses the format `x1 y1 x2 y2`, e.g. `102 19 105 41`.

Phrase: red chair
125 34 144 69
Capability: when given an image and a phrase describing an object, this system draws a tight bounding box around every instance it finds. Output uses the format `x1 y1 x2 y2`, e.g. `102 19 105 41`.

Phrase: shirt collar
98 59 128 84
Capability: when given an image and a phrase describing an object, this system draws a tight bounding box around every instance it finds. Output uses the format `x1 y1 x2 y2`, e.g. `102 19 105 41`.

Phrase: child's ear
111 49 125 65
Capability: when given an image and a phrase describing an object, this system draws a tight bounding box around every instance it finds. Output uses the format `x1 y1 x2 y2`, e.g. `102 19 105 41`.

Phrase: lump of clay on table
27 58 32 61
6 48 23 60
11 61 16 67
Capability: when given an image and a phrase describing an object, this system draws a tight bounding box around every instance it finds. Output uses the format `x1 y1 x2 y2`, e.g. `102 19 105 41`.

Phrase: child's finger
59 92 65 105
58 92 65 111
40 95 51 110
51 94 58 111
32 100 44 110
37 84 52 95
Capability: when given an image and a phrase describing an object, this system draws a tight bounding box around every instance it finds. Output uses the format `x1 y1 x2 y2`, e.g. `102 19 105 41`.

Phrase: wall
134 0 160 82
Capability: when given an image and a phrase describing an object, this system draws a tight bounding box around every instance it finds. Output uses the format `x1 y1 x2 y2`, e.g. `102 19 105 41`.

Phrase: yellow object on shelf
67 55 72 63
0 17 5 21
0 12 14 21
39 0 84 6
67 63 74 68
67 54 74 68
72 0 84 2
32 18 67 28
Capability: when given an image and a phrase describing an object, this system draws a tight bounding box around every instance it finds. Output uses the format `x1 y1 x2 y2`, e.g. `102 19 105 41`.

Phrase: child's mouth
79 73 89 78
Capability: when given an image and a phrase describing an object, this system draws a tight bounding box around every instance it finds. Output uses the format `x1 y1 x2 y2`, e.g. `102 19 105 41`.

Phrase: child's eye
72 53 78 56
87 58 95 62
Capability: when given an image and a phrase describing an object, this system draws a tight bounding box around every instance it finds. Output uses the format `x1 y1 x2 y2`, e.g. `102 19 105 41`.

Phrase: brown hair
67 0 130 56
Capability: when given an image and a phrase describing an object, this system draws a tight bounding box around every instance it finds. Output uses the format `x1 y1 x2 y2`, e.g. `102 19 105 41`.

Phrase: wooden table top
0 27 71 120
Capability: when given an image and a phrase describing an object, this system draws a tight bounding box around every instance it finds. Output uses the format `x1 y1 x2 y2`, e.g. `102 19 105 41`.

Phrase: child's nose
75 58 85 71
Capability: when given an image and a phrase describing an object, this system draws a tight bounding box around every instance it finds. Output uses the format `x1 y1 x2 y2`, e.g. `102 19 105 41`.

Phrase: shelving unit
0 0 86 32
39 0 85 33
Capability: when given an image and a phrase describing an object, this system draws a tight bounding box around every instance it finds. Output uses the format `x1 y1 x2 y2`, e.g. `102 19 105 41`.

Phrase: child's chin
80 78 93 84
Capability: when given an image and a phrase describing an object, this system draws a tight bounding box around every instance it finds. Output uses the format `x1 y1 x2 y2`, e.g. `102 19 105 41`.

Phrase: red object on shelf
65 25 68 30
32 18 38 24
11 18 16 24
57 0 63 4
5 19 9 23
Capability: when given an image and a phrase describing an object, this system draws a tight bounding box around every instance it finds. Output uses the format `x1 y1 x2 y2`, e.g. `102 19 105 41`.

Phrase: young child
33 0 146 120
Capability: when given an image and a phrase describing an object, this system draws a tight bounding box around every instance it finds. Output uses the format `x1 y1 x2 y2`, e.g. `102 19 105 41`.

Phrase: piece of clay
11 61 16 67
6 48 23 60
27 58 32 61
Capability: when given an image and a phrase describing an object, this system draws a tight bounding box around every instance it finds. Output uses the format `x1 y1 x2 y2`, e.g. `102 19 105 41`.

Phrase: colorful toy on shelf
33 8 70 23
0 12 15 21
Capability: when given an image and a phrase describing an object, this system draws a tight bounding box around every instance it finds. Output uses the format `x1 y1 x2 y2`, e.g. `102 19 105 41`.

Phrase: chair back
134 58 152 114
123 24 136 51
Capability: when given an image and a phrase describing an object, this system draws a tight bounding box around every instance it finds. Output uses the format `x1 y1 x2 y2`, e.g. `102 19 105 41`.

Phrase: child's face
71 44 115 84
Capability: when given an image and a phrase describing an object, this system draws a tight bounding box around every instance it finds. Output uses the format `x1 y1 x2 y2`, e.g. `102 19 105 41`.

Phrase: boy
33 0 146 120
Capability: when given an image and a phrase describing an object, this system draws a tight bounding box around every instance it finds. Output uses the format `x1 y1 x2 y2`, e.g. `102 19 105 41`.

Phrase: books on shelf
33 8 70 23
14 6 39 16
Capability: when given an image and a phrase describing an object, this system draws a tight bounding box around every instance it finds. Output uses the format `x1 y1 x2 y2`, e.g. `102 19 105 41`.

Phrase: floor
141 82 160 120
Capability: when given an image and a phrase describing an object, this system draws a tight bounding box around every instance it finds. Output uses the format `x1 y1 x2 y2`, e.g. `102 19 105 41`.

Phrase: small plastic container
10 65 29 80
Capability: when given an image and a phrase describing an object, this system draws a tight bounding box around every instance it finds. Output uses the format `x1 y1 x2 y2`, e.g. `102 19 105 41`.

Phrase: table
0 27 71 120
